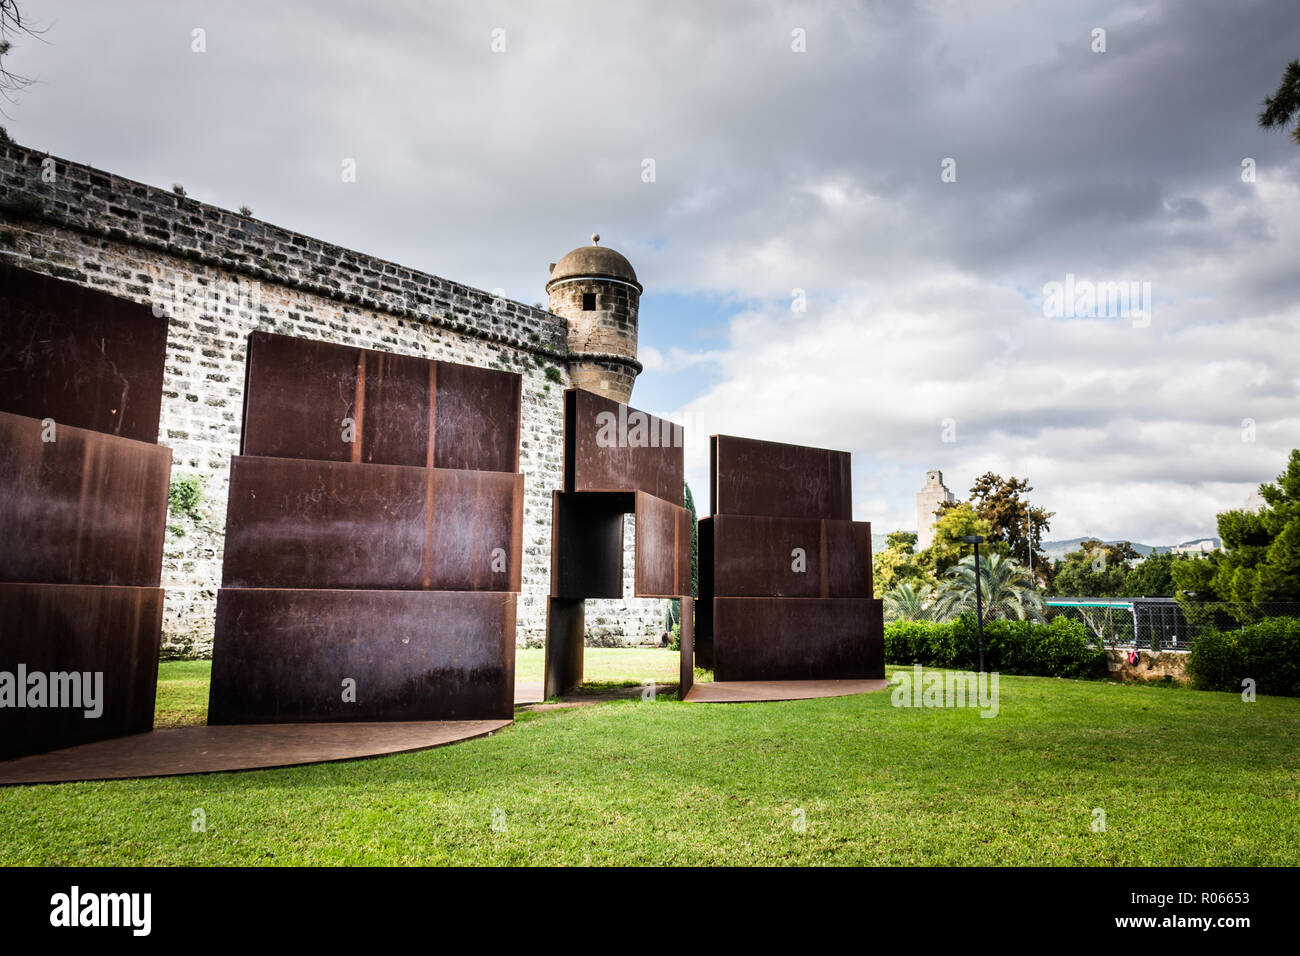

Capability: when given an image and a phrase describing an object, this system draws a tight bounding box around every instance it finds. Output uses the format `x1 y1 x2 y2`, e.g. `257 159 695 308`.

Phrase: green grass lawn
153 661 214 728
3 656 1298 865
514 646 682 686
153 650 682 726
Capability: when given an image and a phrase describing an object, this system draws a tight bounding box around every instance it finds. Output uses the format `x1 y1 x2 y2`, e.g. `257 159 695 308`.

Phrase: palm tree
882 581 936 622
932 552 1044 622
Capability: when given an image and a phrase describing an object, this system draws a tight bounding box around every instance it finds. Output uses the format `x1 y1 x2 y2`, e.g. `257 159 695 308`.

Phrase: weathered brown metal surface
0 719 513 785
695 518 715 670
433 360 522 473
208 588 516 723
0 583 162 760
704 514 872 598
221 455 523 591
0 410 171 587
710 434 852 519
241 331 429 466
633 491 692 598
679 596 694 697
547 390 686 691
564 389 683 504
549 491 629 599
0 263 168 443
710 597 885 682
543 596 585 699
240 331 521 472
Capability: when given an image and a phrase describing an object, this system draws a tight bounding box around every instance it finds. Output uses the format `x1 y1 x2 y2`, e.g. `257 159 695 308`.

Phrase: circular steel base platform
0 719 511 786
683 678 890 703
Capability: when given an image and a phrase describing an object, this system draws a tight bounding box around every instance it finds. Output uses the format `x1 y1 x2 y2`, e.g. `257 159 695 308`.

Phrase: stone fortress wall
0 141 664 657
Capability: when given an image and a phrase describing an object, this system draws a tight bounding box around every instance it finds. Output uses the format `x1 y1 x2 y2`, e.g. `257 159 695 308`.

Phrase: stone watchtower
547 234 642 403
916 469 956 550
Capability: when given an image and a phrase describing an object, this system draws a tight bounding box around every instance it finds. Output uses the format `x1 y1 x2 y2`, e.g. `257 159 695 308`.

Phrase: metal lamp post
1027 504 1033 581
961 534 986 672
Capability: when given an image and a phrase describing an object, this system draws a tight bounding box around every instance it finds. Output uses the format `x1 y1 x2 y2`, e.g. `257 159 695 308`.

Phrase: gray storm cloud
5 0 1298 543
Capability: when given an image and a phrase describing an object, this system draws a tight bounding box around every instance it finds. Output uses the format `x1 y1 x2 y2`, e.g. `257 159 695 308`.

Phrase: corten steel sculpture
207 331 524 723
0 264 171 760
545 388 695 698
696 434 884 681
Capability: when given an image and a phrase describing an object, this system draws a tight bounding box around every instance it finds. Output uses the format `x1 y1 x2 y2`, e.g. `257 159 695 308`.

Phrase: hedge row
1186 617 1300 696
883 616 1108 679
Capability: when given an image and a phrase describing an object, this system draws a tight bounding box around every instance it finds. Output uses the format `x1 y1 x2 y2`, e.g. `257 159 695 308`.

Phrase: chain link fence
883 597 1300 652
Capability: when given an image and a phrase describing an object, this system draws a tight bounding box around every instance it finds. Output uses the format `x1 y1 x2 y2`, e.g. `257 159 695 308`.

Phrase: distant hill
873 534 1222 557
1040 537 1158 559
1040 536 1221 560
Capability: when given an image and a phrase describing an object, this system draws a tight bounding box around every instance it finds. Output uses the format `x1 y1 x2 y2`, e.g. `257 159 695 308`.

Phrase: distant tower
916 469 956 550
547 233 642 403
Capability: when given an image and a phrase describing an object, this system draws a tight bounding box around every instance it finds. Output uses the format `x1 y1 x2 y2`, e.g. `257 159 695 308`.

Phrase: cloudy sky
5 0 1299 546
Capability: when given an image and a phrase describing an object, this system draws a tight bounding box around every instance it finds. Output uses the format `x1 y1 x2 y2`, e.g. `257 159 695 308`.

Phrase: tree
918 502 999 578
1259 59 1300 145
1171 550 1225 602
873 529 933 596
1049 539 1136 597
1201 449 1300 603
930 552 1044 622
1118 552 1179 598
885 530 917 551
938 472 1054 584
882 581 936 621
0 2 41 116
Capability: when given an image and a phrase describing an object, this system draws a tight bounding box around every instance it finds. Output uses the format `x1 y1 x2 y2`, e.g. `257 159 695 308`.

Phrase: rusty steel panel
544 596 585 699
711 597 884 682
433 361 522 474
240 331 429 466
0 411 171 587
550 491 629 598
679 596 694 697
564 389 683 505
221 455 523 592
0 263 168 443
695 518 715 670
704 514 872 598
208 588 516 723
239 331 521 472
0 583 162 760
710 434 852 519
633 491 692 598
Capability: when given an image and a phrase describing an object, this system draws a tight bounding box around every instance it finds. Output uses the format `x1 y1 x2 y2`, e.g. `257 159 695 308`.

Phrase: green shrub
167 474 205 535
884 619 965 668
885 615 1105 679
1188 617 1300 696
884 620 941 666
1186 629 1240 693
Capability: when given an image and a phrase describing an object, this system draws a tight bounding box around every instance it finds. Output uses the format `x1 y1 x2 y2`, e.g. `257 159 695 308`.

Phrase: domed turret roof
547 234 641 291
